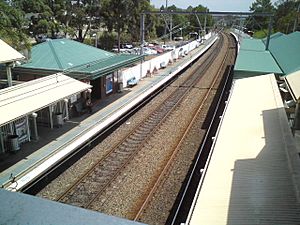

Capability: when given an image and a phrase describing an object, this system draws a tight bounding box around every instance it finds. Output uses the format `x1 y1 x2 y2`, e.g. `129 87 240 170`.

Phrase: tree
11 0 55 40
186 5 213 36
154 4 212 42
127 0 157 42
167 5 188 39
101 0 132 52
66 0 101 42
274 0 300 33
0 0 30 50
248 0 275 30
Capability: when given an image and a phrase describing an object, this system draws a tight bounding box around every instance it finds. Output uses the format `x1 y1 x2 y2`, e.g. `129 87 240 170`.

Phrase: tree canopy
247 0 275 30
1 0 299 51
274 0 300 33
247 0 300 34
0 0 30 50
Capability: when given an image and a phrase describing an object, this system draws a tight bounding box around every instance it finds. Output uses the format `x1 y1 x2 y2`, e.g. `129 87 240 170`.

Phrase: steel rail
169 33 237 225
83 35 225 209
55 36 224 208
133 33 232 221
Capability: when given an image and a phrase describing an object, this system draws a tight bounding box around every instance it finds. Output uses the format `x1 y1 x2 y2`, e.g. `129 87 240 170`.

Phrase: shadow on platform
226 108 300 224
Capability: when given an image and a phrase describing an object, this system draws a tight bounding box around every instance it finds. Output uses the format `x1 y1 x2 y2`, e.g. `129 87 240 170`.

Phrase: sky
150 0 277 12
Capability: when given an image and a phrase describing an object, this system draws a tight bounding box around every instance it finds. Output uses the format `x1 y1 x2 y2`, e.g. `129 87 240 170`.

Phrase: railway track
36 32 237 224
56 34 225 208
133 32 235 222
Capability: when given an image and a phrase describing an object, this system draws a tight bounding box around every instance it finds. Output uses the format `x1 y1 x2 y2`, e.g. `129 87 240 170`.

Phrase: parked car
143 47 157 55
150 46 164 54
122 43 134 49
161 45 175 51
174 36 183 41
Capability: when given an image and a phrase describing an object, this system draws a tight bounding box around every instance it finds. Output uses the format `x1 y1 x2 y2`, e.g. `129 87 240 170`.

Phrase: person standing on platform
86 97 92 114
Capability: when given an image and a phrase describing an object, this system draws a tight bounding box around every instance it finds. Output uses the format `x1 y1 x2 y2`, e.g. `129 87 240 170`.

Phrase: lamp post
164 0 168 43
92 33 97 48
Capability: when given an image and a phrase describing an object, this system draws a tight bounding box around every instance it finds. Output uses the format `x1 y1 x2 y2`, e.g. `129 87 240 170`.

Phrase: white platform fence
121 33 212 88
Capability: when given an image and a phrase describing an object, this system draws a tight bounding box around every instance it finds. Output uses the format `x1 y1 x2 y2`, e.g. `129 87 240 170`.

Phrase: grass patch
253 29 274 39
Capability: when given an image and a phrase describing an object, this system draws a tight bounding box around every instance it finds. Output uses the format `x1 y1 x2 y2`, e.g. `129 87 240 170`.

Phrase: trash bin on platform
7 135 20 152
55 113 64 127
118 82 123 93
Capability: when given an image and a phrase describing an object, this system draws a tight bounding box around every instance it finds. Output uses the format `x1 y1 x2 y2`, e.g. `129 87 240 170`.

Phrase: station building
0 73 92 153
9 38 142 100
0 39 142 154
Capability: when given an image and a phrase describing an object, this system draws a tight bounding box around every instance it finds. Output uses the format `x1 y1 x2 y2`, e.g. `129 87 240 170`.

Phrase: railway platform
0 34 218 192
184 74 300 225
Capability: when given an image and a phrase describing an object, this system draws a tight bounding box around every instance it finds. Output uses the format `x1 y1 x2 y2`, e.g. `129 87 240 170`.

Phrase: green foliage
0 1 30 50
98 32 116 50
2 0 298 53
155 4 212 41
66 0 101 42
11 0 54 38
274 0 300 33
248 0 275 30
248 0 300 35
127 0 157 42
83 38 93 46
186 5 213 36
253 29 271 38
101 0 149 51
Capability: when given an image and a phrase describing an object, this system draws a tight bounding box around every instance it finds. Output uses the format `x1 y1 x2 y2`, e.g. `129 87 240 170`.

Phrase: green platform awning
16 39 142 80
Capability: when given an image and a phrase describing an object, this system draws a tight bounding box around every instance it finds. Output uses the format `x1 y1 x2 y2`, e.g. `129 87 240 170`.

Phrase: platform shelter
0 39 25 87
0 73 91 153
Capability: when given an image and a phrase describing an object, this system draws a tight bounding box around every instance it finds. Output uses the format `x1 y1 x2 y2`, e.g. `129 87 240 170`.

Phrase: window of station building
106 74 113 94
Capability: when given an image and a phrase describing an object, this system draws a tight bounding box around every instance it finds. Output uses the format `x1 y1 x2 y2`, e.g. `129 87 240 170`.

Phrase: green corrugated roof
65 54 142 79
234 31 300 78
268 32 300 74
263 32 285 42
20 39 115 70
240 39 266 51
17 39 142 80
234 49 283 78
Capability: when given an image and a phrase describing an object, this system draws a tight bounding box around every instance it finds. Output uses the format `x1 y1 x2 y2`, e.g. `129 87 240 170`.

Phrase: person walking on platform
86 97 92 114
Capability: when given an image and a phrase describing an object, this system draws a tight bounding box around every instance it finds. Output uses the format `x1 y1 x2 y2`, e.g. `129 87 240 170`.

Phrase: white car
143 47 157 55
124 44 133 49
161 45 175 51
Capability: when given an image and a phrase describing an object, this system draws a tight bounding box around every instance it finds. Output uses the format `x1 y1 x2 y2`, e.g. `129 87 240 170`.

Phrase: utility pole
140 13 145 55
164 0 168 43
265 16 273 51
204 9 207 34
170 13 173 41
